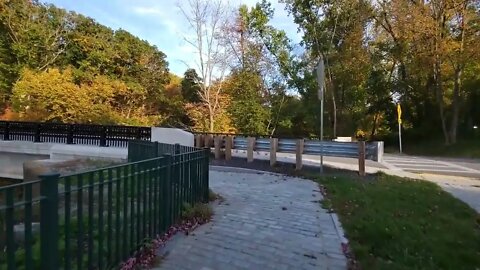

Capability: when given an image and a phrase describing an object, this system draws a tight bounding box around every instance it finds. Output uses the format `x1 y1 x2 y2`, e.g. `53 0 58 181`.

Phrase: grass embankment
315 173 480 270
386 139 480 159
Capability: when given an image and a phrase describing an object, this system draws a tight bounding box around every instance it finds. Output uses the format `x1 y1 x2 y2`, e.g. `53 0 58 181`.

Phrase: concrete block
333 137 352 142
0 152 49 179
50 144 127 161
151 127 194 147
0 140 52 155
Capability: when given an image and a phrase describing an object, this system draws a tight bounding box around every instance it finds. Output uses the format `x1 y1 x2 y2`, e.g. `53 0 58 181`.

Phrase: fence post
34 123 41 143
358 141 366 176
203 148 210 202
225 136 233 161
247 137 255 163
174 143 181 155
135 128 142 140
296 139 304 170
39 172 60 270
270 138 278 167
4 121 9 140
100 126 107 147
154 141 160 157
67 124 74 144
214 136 222 160
164 154 173 226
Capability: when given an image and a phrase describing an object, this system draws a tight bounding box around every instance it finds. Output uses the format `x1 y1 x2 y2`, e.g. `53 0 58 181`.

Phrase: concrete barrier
151 127 194 146
50 144 127 161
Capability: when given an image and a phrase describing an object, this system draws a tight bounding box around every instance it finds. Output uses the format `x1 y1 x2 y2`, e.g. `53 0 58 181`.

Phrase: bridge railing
0 121 150 147
0 141 209 270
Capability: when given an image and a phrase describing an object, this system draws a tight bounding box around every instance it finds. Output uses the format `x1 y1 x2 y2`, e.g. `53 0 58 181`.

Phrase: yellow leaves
11 67 156 125
185 92 236 133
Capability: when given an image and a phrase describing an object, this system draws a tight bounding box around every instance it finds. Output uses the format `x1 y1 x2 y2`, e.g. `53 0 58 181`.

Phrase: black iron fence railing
0 121 151 147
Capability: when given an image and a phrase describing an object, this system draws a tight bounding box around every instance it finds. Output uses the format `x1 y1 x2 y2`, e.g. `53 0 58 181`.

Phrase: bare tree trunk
209 108 215 132
434 61 449 145
332 90 337 138
370 113 378 139
449 2 467 145
449 68 462 144
325 57 337 138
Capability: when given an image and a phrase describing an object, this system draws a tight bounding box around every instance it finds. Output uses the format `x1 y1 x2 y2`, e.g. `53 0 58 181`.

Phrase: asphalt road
230 149 480 179
382 154 480 179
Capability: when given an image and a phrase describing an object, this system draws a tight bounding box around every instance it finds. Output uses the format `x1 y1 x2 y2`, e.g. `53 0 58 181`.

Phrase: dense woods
0 0 479 145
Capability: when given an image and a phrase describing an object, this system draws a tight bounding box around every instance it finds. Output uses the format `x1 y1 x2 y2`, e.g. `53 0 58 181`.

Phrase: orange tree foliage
184 91 236 133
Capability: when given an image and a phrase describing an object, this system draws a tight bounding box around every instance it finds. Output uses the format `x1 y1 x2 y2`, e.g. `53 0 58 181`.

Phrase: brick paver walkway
154 168 348 270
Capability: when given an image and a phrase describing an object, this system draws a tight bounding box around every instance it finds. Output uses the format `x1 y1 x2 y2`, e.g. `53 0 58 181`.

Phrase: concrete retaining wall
151 127 193 146
0 141 127 179
0 152 49 179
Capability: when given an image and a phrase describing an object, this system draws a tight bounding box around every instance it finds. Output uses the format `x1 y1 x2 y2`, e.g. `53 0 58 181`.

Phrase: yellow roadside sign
397 103 402 124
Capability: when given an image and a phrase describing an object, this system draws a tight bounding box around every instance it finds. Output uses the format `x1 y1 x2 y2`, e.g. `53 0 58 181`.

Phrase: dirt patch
210 156 375 180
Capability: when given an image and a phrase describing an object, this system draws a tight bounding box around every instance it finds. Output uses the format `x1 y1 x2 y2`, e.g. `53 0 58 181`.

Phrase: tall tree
178 0 231 132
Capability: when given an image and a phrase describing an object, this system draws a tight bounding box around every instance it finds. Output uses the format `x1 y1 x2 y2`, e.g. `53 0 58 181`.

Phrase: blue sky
44 0 301 76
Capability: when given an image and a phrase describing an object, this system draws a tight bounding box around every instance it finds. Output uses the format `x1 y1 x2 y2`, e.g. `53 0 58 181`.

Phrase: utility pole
397 103 402 154
316 56 325 173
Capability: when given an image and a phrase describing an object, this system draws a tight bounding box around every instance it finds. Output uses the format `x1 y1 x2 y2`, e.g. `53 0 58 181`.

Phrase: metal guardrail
225 136 380 161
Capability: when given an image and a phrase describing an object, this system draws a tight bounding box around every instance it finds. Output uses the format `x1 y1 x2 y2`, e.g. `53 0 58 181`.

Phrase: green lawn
315 173 480 270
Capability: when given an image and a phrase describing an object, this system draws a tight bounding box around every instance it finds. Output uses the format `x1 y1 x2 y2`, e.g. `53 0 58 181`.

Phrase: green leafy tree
225 70 270 134
181 69 201 103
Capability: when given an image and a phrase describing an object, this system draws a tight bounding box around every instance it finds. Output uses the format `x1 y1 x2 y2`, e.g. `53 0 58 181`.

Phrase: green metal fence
127 141 198 162
0 141 209 270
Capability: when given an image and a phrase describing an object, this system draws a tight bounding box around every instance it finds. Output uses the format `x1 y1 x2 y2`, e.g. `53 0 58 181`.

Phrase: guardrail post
100 126 107 147
247 137 255 163
372 141 384 162
67 124 74 144
204 134 212 148
270 138 278 167
195 135 203 148
296 139 304 170
358 141 366 176
34 123 41 142
225 136 233 161
214 136 222 160
4 121 10 140
39 172 60 270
